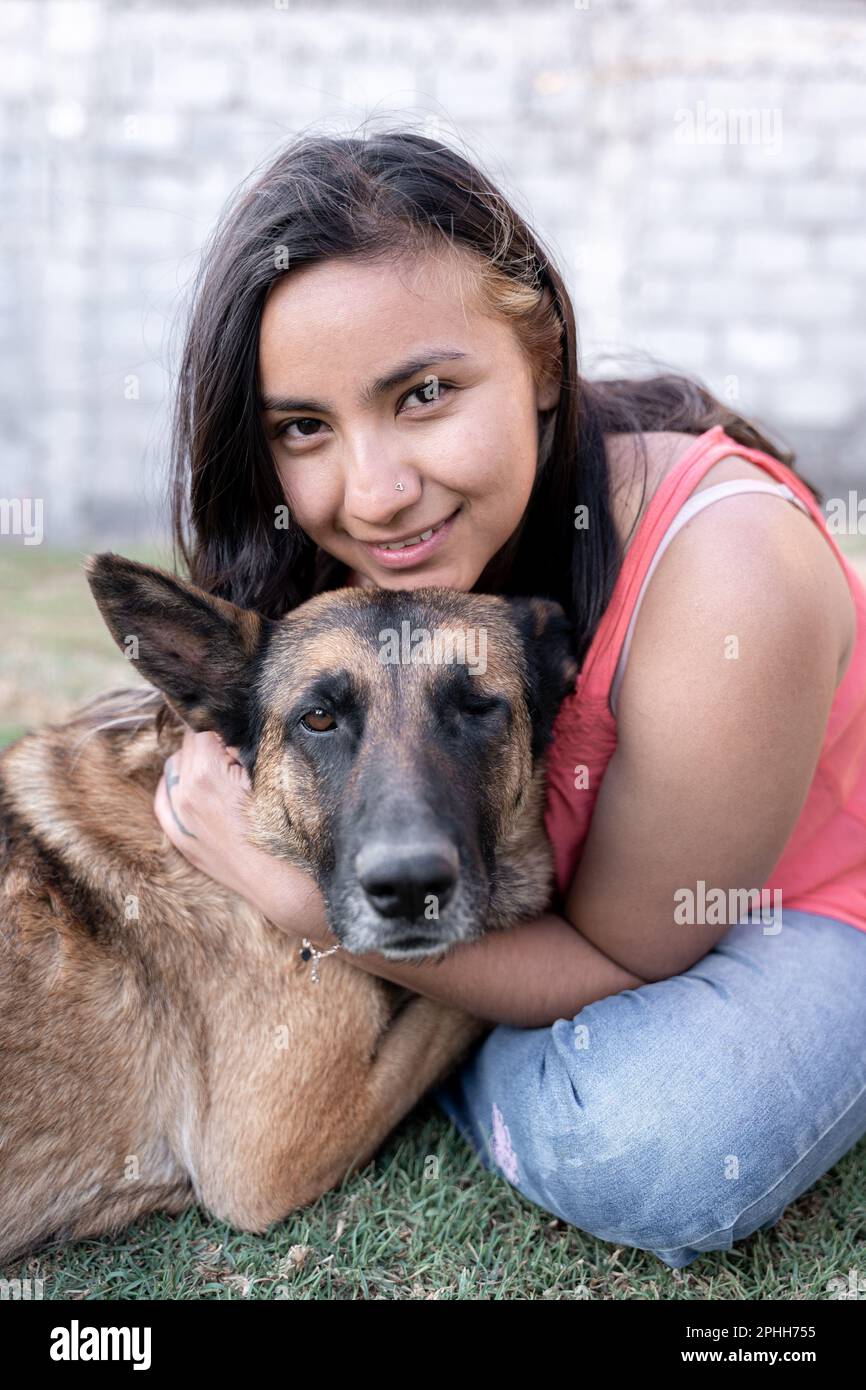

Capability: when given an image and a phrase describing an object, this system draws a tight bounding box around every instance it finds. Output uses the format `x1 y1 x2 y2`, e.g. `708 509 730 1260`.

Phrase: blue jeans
434 908 866 1268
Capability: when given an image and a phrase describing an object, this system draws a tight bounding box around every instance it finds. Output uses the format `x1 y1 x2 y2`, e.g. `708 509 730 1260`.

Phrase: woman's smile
353 507 461 571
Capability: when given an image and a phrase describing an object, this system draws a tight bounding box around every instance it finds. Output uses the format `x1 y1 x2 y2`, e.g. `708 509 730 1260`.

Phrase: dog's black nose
355 841 459 920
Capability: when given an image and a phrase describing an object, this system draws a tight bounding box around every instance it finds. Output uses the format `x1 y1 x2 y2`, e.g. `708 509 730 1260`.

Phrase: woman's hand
150 731 636 1025
153 726 340 949
155 726 250 852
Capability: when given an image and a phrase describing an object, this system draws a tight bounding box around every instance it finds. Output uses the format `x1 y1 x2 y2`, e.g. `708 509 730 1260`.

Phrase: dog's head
85 554 576 961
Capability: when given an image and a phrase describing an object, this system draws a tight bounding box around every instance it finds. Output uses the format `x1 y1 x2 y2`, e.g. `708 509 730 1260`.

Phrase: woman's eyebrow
259 348 471 415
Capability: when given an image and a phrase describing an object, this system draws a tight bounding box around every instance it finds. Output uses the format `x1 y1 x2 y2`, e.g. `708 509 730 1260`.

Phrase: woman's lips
360 509 460 569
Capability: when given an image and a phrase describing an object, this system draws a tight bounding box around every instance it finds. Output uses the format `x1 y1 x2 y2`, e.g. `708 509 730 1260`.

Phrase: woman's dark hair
168 126 817 667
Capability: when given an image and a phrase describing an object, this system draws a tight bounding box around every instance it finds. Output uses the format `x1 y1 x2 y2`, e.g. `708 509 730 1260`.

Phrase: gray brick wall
1 0 865 544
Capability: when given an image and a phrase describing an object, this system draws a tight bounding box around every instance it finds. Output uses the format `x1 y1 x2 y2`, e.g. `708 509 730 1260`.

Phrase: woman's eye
401 380 453 410
276 418 327 441
274 382 454 444
300 708 336 732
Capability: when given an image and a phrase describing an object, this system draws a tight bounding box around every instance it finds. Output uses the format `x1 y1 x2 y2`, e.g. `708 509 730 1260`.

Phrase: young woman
153 130 866 1270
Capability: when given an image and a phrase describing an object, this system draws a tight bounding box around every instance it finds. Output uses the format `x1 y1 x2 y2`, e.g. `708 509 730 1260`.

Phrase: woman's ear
535 288 561 411
537 369 561 412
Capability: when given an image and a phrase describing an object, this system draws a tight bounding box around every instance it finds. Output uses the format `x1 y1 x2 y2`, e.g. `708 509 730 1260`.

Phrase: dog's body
0 556 575 1264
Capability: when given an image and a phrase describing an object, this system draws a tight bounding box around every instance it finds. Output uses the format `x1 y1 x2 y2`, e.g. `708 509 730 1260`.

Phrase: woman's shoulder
605 430 856 692
604 429 774 553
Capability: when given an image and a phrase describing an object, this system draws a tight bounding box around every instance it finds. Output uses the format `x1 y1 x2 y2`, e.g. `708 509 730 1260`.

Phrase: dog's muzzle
325 826 488 960
355 838 460 921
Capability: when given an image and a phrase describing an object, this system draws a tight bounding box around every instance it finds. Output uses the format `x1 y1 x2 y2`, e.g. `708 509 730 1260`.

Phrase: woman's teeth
378 521 443 550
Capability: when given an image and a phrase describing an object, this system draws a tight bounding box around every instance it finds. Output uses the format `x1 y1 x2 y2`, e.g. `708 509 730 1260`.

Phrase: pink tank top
543 424 866 934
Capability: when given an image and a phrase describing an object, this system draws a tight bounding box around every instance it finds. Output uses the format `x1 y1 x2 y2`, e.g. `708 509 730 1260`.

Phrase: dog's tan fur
0 557 575 1264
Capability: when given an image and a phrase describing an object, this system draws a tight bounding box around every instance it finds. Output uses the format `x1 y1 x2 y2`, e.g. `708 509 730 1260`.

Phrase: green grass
5 1102 865 1300
0 541 177 732
2 543 866 1300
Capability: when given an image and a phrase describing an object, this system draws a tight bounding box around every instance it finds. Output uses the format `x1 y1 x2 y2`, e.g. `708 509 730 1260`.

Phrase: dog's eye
300 708 336 733
461 694 508 719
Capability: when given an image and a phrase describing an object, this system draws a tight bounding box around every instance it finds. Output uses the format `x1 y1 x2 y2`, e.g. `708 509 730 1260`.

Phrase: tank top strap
578 424 834 698
608 478 810 717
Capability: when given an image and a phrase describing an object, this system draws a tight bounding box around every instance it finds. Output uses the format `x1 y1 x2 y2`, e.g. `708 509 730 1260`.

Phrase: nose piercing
394 481 405 492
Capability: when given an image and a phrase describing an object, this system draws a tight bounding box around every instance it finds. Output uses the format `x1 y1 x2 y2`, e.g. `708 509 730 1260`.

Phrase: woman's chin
343 557 483 593
377 562 479 593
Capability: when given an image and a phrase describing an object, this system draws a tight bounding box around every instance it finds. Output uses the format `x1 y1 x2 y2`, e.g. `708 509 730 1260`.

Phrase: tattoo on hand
165 759 198 839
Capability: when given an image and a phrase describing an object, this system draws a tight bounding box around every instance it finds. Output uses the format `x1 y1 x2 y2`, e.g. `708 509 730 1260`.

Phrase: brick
671 101 784 151
661 273 750 318
642 228 719 269
732 231 810 274
40 259 91 302
434 65 516 122
629 275 678 314
523 73 589 127
824 232 866 275
150 54 238 110
640 327 714 372
762 275 857 320
681 177 769 221
0 1 39 35
737 128 824 174
781 181 866 222
244 63 348 120
102 205 181 253
0 50 38 98
806 82 866 124
835 135 866 172
725 325 802 370
813 328 866 367
45 0 102 54
766 377 860 428
103 111 184 151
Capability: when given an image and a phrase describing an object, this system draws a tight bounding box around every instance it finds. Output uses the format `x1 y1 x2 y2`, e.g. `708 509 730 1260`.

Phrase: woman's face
258 253 559 591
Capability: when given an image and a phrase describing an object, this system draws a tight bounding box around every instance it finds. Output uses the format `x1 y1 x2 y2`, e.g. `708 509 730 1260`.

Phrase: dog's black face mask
87 554 577 960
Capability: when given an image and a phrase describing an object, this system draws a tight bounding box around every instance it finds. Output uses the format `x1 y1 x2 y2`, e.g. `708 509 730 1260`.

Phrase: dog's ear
84 552 272 748
506 596 578 759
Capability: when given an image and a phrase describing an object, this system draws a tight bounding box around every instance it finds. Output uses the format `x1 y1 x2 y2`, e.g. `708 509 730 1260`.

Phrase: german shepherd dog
0 553 576 1264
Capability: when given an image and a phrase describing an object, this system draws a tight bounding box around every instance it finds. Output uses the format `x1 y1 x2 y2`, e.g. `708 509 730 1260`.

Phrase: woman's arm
308 490 851 1011
262 879 646 1029
153 726 645 1027
564 490 854 982
154 490 852 1025
245 523 836 1014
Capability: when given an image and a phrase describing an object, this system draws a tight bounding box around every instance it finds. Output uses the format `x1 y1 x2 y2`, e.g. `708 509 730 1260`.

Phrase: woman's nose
342 445 423 524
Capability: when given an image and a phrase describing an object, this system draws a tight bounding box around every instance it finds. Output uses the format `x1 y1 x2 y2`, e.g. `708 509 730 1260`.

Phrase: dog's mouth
335 903 483 961
364 927 457 962
325 854 491 960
